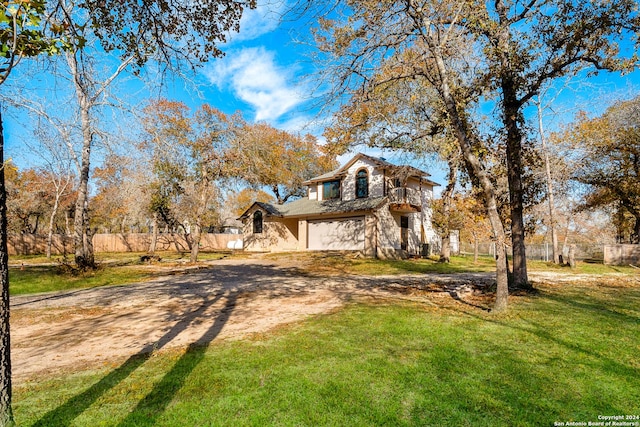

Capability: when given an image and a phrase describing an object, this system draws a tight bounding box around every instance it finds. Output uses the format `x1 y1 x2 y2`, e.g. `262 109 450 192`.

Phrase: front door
400 216 409 251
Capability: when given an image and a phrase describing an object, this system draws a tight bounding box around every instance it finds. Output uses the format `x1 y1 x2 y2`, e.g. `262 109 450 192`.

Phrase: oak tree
141 99 241 262
310 0 639 308
237 122 337 204
568 98 640 243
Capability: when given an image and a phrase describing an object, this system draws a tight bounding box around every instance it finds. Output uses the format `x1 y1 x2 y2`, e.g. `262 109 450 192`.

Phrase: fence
603 244 640 266
7 233 243 256
459 241 605 262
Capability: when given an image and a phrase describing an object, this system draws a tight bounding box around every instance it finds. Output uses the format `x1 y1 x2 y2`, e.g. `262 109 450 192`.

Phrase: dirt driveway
11 257 496 382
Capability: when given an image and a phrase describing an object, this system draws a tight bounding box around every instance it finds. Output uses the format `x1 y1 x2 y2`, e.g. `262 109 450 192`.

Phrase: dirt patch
12 257 605 382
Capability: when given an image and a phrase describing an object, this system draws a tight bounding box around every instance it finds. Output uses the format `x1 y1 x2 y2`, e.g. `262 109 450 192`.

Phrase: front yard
10 253 640 426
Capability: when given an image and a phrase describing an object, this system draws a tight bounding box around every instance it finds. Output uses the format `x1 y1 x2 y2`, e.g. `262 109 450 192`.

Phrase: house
239 153 439 259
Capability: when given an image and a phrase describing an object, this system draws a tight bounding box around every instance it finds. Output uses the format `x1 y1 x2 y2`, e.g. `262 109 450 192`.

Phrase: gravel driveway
11 258 494 382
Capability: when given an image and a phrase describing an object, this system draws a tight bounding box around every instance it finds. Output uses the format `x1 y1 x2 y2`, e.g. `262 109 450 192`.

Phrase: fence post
546 243 549 262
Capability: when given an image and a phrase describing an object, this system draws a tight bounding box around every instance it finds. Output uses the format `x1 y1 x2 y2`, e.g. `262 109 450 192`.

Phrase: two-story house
239 153 439 258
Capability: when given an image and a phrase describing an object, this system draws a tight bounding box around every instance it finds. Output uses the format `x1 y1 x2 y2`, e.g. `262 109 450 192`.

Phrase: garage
308 217 365 251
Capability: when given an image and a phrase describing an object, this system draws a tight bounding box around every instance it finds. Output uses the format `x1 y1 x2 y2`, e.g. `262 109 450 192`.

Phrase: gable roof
302 152 438 186
239 196 387 220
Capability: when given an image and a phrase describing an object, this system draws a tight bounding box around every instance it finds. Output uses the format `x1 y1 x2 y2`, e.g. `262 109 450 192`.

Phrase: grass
267 251 637 277
13 276 640 426
9 251 231 296
9 250 637 296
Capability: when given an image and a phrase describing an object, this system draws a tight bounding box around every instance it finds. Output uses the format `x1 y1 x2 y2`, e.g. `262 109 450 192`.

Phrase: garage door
308 217 365 250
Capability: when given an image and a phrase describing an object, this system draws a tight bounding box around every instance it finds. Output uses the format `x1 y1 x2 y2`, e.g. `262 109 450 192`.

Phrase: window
253 211 263 234
355 169 369 198
323 180 341 200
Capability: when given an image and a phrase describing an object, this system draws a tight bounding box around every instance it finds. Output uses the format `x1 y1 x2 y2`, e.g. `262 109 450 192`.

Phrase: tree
26 121 76 258
141 99 242 262
534 96 560 263
227 188 275 217
36 0 254 269
237 122 337 204
92 154 148 234
310 0 640 308
6 167 51 234
314 1 511 310
568 98 640 243
432 190 490 263
0 1 69 423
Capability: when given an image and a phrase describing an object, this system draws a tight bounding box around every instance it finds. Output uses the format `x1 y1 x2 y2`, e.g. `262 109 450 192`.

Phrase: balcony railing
388 187 422 209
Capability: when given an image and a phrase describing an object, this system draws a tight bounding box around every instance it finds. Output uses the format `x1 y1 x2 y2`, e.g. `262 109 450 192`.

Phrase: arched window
253 211 263 234
355 169 369 198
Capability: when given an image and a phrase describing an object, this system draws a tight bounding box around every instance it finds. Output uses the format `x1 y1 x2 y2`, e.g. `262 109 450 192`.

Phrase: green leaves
0 0 74 84
77 0 255 71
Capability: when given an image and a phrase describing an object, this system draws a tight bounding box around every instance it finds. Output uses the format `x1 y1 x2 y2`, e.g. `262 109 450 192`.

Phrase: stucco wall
341 159 385 201
243 217 299 252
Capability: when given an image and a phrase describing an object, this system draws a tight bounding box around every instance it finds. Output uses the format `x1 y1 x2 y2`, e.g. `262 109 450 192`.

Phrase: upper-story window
323 180 341 200
355 169 369 198
253 211 263 233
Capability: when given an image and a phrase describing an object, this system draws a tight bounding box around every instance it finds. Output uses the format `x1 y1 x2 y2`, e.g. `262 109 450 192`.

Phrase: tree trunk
32 215 40 235
69 49 95 269
473 236 479 264
149 212 158 254
189 223 201 263
427 40 509 311
189 172 211 263
65 208 71 236
568 244 576 268
495 2 529 289
0 111 15 426
501 79 529 288
46 193 61 260
536 101 560 263
439 157 458 263
73 135 93 269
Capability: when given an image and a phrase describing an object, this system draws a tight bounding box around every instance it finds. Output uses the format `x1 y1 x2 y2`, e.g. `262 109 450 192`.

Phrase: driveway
11 258 494 382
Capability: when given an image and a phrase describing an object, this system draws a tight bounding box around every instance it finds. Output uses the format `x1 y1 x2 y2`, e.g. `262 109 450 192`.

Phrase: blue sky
4 0 640 195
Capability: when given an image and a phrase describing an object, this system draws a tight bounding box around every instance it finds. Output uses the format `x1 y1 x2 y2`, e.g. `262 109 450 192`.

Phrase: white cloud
229 0 287 43
206 47 304 122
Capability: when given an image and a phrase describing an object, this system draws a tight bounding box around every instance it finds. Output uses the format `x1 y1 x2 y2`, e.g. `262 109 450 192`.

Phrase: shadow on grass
116 292 238 426
453 289 640 381
33 291 237 426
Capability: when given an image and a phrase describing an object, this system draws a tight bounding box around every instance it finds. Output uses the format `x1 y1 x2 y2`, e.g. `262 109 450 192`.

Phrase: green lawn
9 251 637 296
8 251 231 295
277 252 638 276
14 276 640 426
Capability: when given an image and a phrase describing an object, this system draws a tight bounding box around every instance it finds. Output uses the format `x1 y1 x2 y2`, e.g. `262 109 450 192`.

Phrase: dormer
303 153 438 209
303 153 382 202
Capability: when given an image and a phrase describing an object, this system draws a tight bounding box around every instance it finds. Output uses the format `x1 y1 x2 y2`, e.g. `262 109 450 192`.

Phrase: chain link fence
459 242 605 262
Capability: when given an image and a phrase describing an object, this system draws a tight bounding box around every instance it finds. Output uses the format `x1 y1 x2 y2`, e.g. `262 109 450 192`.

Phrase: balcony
388 187 422 213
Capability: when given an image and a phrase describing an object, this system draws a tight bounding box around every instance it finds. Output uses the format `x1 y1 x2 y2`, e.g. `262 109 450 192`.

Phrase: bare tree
534 98 560 264
35 0 254 269
29 123 76 259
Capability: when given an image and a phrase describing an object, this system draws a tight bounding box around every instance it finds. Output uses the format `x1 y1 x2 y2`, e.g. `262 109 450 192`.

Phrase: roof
302 152 438 186
239 197 387 220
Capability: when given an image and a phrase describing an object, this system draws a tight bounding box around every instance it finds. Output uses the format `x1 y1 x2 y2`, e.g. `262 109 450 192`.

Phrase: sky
4 0 640 196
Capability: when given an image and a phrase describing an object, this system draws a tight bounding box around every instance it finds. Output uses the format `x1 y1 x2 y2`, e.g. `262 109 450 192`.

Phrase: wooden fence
7 233 243 256
603 244 640 266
